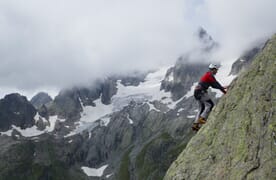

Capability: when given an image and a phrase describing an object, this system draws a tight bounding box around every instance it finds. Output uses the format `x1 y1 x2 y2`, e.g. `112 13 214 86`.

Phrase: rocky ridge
229 40 266 75
30 92 53 109
164 34 276 180
0 93 36 131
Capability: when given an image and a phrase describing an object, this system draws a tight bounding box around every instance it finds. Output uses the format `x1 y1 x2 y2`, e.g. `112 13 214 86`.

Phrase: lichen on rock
164 34 276 180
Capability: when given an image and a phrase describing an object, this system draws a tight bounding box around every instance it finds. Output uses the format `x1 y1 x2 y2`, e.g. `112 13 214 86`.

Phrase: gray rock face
0 93 37 131
119 71 148 86
49 78 118 120
229 40 266 75
35 117 50 131
164 34 276 180
161 57 208 100
30 92 53 109
51 88 83 120
38 104 50 119
101 78 118 105
72 99 196 180
0 135 88 180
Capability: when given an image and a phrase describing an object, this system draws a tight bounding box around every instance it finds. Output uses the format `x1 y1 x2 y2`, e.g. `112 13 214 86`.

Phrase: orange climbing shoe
192 123 200 131
198 117 206 124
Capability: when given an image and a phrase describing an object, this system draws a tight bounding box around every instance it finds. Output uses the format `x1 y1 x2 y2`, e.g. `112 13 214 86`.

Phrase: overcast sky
0 0 276 99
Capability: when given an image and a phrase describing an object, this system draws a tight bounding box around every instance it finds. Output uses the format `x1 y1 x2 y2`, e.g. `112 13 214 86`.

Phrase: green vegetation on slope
117 148 132 180
0 138 86 180
136 132 189 180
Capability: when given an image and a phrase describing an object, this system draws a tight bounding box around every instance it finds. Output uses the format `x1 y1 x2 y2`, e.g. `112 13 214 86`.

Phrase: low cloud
0 0 276 98
0 0 197 93
194 0 276 59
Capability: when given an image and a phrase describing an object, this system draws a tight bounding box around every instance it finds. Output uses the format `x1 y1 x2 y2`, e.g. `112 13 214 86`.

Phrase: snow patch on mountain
147 102 161 112
81 98 113 124
66 66 180 137
81 165 108 177
126 114 134 124
100 116 111 127
65 98 114 137
112 67 173 108
66 62 238 137
187 115 196 119
34 113 48 124
0 114 65 137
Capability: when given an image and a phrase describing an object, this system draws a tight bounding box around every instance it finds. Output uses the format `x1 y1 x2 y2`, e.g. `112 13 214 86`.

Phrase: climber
192 63 227 131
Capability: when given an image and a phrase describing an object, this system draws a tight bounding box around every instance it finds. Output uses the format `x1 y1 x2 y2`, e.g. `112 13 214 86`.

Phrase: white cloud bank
0 0 275 98
194 0 276 59
0 0 194 91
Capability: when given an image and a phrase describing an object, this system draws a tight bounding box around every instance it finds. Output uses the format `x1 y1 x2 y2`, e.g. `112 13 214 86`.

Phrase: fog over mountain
0 0 275 98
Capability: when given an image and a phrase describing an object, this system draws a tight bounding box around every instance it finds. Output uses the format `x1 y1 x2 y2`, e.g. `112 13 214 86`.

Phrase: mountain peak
0 93 36 131
197 27 212 40
196 27 218 52
30 92 53 109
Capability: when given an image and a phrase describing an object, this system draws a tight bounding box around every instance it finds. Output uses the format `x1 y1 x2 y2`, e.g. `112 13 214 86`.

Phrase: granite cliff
164 34 276 180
